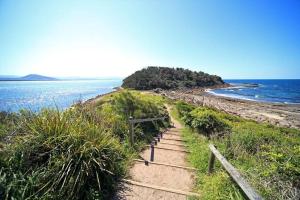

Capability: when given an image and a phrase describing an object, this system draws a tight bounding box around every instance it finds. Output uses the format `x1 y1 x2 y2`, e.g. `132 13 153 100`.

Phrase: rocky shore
156 88 300 129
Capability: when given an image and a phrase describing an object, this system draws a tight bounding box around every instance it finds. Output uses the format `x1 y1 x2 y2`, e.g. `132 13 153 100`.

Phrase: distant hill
0 74 58 81
20 74 58 81
122 66 224 90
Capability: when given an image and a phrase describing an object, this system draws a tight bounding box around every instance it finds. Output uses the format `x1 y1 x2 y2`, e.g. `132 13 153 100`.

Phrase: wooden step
158 139 184 146
140 147 187 167
134 159 197 171
115 183 186 200
145 145 190 153
164 132 181 136
129 162 194 191
163 134 182 139
157 143 185 151
159 142 186 147
161 138 185 142
123 179 201 197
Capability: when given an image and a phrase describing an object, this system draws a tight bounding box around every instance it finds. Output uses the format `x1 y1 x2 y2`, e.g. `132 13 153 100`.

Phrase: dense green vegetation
0 90 169 200
174 101 300 200
122 66 224 90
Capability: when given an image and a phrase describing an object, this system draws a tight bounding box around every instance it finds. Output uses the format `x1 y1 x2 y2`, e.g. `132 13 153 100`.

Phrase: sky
0 0 299 79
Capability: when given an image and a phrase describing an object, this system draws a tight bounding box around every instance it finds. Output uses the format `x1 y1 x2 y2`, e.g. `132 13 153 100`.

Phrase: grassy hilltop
122 66 224 90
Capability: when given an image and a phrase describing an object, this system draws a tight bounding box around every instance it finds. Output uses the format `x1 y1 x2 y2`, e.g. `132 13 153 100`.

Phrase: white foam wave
206 90 257 102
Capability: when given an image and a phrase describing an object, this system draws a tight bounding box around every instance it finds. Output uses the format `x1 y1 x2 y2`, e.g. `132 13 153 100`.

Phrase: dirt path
114 107 199 200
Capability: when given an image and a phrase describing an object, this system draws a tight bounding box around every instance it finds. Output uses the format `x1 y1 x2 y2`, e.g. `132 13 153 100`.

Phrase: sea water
0 79 121 112
1 79 299 113
209 79 300 104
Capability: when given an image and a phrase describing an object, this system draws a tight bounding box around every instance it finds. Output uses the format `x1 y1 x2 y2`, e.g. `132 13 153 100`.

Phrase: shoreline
154 87 300 129
206 85 300 105
206 88 300 105
85 85 300 129
82 87 121 105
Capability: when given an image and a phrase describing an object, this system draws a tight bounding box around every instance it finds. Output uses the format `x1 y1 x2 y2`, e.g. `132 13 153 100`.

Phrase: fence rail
208 144 262 200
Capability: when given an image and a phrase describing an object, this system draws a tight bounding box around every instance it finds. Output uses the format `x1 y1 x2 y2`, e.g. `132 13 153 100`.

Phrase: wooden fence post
157 136 160 142
208 151 216 174
129 116 134 147
150 143 155 161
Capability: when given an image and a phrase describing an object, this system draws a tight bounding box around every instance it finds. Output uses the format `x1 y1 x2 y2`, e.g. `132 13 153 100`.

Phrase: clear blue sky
0 0 299 79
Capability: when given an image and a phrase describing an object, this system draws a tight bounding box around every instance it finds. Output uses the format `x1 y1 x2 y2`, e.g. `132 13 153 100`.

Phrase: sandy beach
156 88 300 129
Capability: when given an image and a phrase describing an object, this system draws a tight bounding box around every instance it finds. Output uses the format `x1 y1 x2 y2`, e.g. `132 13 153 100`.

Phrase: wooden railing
128 116 168 146
208 144 263 200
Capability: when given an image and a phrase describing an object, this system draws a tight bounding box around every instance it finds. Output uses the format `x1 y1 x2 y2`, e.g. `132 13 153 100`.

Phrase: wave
207 89 300 104
207 90 258 102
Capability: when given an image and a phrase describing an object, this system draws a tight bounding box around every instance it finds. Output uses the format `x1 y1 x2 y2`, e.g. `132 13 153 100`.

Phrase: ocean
1 79 299 112
0 79 121 112
209 79 300 104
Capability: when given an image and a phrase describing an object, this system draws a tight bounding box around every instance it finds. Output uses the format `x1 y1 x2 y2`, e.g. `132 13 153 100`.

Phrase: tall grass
0 90 169 199
174 101 300 200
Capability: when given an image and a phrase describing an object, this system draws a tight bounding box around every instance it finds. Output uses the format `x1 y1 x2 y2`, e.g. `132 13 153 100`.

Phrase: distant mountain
0 74 58 81
122 66 225 90
20 74 58 81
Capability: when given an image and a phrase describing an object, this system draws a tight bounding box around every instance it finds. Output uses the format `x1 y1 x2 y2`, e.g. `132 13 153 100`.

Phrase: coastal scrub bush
0 90 169 199
175 101 195 118
175 101 195 126
224 122 300 199
1 108 128 200
190 108 231 138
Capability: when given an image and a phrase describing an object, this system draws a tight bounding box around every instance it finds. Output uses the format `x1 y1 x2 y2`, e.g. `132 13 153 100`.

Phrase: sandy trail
114 107 198 200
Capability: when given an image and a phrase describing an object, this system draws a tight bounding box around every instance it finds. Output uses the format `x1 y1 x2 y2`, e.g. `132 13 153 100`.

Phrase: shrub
1 108 128 200
190 108 231 138
181 112 194 127
224 122 300 198
175 101 195 118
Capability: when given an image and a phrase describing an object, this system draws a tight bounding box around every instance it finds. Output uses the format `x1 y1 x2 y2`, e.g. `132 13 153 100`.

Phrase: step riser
133 159 197 171
123 179 201 197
